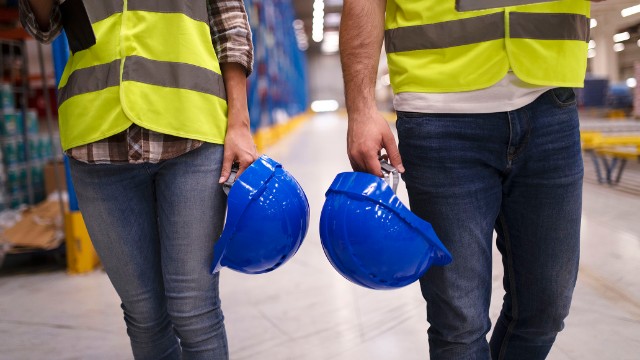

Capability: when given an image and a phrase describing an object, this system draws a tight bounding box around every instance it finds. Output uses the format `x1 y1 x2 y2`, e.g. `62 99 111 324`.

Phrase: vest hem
61 122 134 151
129 120 226 146
392 75 506 94
508 69 585 89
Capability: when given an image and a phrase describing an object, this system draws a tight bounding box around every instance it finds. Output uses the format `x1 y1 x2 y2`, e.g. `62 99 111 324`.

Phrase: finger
363 152 383 177
219 151 235 184
234 153 256 178
234 163 247 178
347 144 366 172
382 130 405 173
348 147 374 173
348 157 361 172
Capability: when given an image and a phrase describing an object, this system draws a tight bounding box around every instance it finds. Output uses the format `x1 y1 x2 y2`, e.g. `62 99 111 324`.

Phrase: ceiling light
613 32 630 43
613 43 625 52
311 100 339 112
621 4 640 17
312 0 325 43
626 78 637 88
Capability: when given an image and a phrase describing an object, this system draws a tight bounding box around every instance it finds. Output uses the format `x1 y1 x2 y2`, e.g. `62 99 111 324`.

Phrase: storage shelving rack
0 33 51 211
245 0 309 132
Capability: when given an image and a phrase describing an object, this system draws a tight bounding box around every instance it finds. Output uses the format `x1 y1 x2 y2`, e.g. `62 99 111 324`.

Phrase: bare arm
340 0 403 176
26 0 56 30
219 62 258 183
210 0 257 182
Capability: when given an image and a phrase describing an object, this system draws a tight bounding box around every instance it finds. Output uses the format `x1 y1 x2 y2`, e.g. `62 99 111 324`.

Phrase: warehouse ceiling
291 0 343 53
592 0 640 29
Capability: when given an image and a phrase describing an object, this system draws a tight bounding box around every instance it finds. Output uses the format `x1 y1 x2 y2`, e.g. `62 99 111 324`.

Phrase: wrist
345 92 377 114
227 115 251 130
346 101 378 117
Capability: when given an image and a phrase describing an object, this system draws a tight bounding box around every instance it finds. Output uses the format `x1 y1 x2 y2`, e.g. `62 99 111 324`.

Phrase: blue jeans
396 88 582 360
68 143 229 360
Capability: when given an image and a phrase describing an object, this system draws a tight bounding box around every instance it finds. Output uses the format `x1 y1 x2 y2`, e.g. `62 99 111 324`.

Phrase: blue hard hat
319 163 452 290
211 155 310 274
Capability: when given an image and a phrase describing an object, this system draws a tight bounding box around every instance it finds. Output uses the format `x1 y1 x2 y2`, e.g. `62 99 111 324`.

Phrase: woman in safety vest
20 0 257 358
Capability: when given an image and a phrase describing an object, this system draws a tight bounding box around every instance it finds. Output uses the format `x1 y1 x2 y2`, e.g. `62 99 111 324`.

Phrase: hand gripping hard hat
320 160 452 290
211 155 310 274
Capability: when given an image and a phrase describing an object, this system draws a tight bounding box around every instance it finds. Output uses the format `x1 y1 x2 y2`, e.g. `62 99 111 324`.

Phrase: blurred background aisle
1 112 639 359
0 0 639 359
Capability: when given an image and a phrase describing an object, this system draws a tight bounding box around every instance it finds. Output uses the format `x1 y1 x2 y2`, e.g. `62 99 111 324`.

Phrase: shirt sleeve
208 0 254 76
18 0 63 44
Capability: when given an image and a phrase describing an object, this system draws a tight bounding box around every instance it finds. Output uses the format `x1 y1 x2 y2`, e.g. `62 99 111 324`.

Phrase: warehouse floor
0 112 639 360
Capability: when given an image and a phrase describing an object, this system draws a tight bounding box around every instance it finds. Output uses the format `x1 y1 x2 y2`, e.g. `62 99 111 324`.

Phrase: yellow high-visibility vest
385 0 591 93
57 0 228 150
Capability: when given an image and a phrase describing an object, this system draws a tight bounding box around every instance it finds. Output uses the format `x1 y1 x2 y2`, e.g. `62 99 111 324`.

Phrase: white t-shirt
393 72 553 114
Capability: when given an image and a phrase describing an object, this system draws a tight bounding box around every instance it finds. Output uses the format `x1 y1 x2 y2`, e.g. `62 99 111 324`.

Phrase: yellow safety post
580 131 603 150
606 109 627 119
64 211 100 274
253 112 311 152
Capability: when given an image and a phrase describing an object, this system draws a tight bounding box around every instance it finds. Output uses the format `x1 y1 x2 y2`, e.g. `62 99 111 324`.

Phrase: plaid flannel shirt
20 0 253 164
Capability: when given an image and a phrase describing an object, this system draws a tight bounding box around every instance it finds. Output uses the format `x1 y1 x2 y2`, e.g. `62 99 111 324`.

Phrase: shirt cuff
19 0 63 44
219 55 254 77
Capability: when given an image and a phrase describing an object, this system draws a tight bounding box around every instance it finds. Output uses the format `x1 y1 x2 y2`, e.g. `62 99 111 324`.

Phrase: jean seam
509 109 531 162
506 113 514 167
507 109 531 165
497 212 519 360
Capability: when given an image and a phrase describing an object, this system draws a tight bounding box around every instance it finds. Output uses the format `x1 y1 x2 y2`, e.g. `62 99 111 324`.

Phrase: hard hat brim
211 155 310 275
211 155 278 274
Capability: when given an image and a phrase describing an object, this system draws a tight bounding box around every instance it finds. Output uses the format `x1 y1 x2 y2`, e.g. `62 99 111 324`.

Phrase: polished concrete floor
0 113 639 359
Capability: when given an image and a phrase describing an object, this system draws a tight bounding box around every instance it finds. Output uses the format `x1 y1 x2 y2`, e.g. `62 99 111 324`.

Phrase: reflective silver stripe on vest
385 12 589 54
127 0 208 23
456 0 554 11
84 0 124 23
510 12 589 42
385 13 504 53
122 56 227 101
58 60 121 105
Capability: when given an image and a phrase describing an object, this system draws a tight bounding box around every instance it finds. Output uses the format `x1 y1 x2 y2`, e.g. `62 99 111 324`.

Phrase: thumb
382 131 405 173
219 153 234 184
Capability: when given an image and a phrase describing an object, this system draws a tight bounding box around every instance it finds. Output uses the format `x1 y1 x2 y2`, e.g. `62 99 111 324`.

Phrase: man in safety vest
20 0 257 358
341 0 605 359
